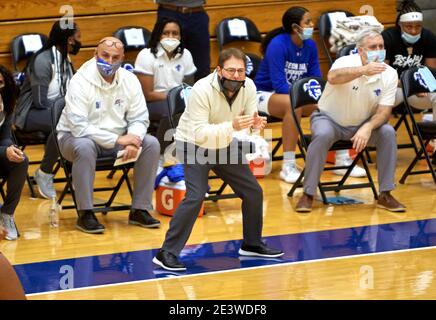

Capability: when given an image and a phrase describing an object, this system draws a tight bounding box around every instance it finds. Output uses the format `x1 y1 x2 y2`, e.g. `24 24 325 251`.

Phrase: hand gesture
361 61 386 76
252 112 267 130
232 110 254 131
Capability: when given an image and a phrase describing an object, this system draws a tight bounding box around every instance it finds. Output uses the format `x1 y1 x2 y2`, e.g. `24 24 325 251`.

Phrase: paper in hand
114 147 142 166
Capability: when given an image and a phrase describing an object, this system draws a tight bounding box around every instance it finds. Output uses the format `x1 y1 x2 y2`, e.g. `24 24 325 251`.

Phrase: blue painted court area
16 218 436 295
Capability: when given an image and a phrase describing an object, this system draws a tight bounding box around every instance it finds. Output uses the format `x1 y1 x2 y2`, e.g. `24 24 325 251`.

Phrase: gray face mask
221 77 245 92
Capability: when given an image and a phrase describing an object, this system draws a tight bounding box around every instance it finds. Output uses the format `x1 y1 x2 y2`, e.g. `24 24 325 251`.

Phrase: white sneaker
280 162 301 184
333 155 367 178
0 213 18 241
34 168 56 199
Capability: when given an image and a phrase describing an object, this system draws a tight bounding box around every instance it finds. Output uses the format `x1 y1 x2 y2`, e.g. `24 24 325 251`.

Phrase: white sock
336 150 349 162
283 152 295 168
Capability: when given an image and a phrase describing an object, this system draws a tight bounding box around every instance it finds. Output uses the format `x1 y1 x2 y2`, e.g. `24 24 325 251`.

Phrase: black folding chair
399 67 436 184
287 77 378 203
11 33 65 197
113 26 151 67
245 53 261 80
113 26 151 51
216 17 262 51
336 44 357 58
10 33 48 84
318 11 354 67
50 100 134 214
166 85 239 202
0 176 6 202
10 33 53 197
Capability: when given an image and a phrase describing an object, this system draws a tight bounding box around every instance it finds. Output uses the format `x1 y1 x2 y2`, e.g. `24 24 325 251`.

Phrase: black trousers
23 100 64 173
161 140 264 256
0 153 29 215
147 100 172 155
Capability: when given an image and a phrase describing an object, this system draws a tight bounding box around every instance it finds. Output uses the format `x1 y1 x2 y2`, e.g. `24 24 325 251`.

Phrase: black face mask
70 40 81 55
221 77 245 93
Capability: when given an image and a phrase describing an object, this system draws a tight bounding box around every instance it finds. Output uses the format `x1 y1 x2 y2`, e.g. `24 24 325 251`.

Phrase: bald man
56 37 161 234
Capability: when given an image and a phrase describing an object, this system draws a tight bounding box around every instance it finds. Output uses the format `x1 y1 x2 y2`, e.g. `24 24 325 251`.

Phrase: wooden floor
1 117 436 300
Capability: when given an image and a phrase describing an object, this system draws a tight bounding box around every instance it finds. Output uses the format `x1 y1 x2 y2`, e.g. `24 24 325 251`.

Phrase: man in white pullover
57 37 161 234
153 48 284 272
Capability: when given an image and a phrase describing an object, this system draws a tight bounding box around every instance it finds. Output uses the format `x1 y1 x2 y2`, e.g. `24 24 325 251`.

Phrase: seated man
56 37 161 233
296 30 406 213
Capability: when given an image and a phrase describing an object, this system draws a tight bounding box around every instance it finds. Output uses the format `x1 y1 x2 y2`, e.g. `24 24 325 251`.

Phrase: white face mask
160 38 180 53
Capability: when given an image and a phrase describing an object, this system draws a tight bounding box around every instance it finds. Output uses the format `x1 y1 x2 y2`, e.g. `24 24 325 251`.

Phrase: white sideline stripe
26 245 436 297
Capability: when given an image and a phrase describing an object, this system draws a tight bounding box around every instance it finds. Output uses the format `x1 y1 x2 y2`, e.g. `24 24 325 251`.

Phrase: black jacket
0 114 13 158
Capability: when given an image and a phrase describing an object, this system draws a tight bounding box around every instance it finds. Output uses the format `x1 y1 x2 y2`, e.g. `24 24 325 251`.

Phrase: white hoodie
57 57 149 149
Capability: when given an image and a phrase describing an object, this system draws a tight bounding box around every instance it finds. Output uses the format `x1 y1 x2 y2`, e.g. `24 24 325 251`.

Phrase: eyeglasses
223 68 246 75
98 39 124 49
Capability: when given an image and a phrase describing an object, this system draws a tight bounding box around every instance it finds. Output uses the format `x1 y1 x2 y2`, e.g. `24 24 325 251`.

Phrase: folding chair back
113 26 151 51
216 17 262 51
290 77 325 151
166 84 191 129
245 53 261 80
399 66 436 184
10 33 48 72
337 44 357 58
287 77 378 203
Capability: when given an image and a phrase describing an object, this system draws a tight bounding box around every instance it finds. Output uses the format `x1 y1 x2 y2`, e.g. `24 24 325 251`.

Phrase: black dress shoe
152 250 186 271
76 210 105 234
128 209 161 228
238 243 284 258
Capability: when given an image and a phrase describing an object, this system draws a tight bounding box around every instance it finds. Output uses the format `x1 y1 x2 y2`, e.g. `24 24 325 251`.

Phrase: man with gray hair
296 29 406 213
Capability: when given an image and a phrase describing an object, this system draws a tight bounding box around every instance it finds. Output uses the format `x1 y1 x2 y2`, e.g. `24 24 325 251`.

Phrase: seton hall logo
414 71 428 90
303 79 322 100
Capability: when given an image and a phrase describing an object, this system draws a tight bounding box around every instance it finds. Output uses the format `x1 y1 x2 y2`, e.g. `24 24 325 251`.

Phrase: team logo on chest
114 98 124 107
303 79 322 100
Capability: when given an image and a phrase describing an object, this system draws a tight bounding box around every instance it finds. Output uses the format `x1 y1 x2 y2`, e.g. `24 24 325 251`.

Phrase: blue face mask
96 57 121 77
401 31 421 44
293 24 313 40
297 27 314 40
366 49 386 63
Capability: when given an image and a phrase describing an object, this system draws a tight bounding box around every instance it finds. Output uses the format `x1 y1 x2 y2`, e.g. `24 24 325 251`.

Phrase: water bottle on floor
49 197 61 228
